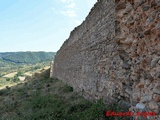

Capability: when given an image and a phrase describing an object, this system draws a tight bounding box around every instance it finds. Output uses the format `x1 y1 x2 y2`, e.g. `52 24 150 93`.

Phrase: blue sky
0 0 96 52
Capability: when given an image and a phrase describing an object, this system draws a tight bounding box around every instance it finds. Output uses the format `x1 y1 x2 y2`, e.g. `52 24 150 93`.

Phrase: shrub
6 78 10 81
17 71 24 76
0 89 6 95
62 85 73 93
13 75 20 82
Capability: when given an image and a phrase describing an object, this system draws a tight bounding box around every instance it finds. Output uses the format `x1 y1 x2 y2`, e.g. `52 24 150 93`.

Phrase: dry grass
18 76 25 81
3 72 17 78
24 72 32 76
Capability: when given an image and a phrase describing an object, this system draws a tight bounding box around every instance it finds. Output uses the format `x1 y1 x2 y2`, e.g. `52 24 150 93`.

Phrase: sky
0 0 97 52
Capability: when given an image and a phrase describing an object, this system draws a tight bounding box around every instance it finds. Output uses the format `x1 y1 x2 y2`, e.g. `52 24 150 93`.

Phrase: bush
6 78 10 81
13 75 20 82
62 85 73 93
0 89 6 95
17 71 24 76
34 65 41 70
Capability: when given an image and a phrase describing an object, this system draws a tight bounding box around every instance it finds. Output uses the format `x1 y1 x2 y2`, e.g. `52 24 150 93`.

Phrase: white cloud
61 10 77 17
59 0 77 18
60 0 73 3
66 3 76 8
61 0 77 18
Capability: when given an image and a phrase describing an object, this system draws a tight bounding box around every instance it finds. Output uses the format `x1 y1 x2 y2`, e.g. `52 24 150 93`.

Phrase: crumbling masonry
51 0 160 119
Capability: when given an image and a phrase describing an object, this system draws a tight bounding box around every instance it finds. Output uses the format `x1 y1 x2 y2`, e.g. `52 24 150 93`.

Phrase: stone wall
51 0 160 119
115 0 160 119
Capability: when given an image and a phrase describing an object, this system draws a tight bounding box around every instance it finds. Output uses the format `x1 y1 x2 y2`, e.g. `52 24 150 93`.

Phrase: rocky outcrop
51 0 160 119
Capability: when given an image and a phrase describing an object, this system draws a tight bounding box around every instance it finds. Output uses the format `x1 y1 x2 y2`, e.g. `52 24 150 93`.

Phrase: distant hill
0 52 56 64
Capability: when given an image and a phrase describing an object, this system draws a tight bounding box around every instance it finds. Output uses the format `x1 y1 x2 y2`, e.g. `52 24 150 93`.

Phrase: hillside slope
0 69 129 120
0 52 55 64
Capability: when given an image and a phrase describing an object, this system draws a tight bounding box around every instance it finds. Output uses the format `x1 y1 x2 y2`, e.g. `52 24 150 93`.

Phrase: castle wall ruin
51 0 160 118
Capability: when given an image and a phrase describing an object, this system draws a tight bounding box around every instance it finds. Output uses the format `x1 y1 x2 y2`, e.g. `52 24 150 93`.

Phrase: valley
0 52 55 89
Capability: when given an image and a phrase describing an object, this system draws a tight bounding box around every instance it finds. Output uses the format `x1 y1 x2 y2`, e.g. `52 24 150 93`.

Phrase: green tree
6 78 10 81
13 75 20 82
17 71 24 76
34 65 41 70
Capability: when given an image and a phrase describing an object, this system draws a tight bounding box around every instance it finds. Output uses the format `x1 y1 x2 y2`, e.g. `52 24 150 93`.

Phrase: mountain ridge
0 51 56 64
